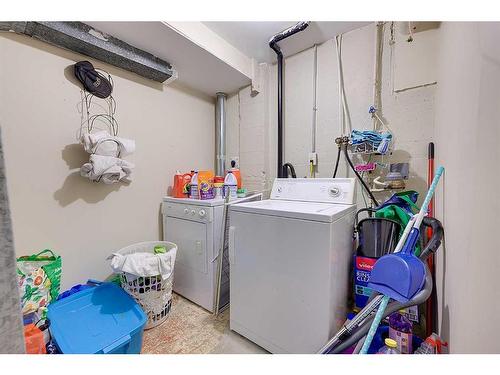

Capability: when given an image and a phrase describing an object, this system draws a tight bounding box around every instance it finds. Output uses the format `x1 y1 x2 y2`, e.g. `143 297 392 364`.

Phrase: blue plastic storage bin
48 283 147 354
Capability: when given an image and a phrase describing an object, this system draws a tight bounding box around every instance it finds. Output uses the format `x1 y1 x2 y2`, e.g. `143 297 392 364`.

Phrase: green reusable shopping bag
375 191 422 255
16 249 62 316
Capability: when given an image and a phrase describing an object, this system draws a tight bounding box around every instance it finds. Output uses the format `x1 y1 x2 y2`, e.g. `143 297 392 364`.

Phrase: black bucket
355 209 401 258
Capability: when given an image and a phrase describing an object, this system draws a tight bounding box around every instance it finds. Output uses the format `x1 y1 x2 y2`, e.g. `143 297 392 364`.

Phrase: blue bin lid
48 283 147 354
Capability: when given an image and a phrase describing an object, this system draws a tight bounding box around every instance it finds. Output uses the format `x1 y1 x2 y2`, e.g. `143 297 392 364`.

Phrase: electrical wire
343 146 379 206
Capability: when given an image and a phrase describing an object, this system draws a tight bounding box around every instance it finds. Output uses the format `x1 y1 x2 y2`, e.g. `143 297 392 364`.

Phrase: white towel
80 154 134 184
108 249 177 280
81 131 135 157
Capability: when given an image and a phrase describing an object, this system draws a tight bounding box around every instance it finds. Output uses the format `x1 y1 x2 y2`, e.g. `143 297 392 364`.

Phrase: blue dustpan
368 225 426 302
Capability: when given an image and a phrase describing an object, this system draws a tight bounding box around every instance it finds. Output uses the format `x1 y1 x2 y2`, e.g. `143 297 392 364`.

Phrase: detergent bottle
173 170 191 198
198 170 215 200
189 170 199 199
377 338 400 354
224 170 237 200
230 160 242 189
389 310 413 354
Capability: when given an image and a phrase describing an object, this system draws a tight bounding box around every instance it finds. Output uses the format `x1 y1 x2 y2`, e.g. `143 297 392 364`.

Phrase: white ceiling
203 21 371 62
85 21 251 96
85 21 370 96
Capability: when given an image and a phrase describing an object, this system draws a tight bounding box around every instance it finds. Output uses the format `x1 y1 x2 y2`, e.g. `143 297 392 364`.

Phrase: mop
359 166 444 354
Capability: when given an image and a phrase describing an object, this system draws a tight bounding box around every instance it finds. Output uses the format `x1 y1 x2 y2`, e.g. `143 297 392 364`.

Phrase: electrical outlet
308 152 317 166
230 156 240 168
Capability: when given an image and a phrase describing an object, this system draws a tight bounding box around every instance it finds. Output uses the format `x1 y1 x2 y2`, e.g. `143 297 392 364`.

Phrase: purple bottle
388 311 413 354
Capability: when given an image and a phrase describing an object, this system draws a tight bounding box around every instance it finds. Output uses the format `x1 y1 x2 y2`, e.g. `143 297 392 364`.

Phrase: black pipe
269 22 310 178
277 52 284 177
332 145 342 178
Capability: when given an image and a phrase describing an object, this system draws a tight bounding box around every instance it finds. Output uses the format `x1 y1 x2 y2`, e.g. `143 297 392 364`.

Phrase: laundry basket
112 241 177 329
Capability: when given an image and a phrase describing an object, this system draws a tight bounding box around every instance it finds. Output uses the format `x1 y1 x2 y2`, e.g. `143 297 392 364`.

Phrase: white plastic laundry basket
114 241 177 329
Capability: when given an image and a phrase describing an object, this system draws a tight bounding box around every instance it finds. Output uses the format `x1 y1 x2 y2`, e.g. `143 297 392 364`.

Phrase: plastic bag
17 249 62 317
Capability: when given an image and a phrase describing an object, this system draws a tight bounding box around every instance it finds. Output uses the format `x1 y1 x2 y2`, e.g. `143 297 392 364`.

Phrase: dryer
229 178 357 353
162 194 261 312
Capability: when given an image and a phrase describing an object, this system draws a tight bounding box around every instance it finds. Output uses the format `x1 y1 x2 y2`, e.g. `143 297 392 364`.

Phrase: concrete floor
142 293 267 354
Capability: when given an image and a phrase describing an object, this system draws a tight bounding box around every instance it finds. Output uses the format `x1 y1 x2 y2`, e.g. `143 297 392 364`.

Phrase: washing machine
162 193 261 312
228 178 357 353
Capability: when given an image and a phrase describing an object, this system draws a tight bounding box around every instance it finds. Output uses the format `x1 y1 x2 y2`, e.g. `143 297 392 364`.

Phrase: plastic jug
231 168 242 189
189 171 199 199
230 160 242 189
172 171 191 198
224 171 237 199
414 333 448 354
377 338 400 354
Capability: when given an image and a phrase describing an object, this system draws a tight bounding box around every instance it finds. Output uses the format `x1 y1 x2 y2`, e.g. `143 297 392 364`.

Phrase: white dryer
162 194 261 312
229 178 357 353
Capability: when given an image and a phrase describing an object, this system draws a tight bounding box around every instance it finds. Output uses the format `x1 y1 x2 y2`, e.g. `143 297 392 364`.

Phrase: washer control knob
184 208 189 214
199 209 206 217
329 186 341 198
191 209 196 215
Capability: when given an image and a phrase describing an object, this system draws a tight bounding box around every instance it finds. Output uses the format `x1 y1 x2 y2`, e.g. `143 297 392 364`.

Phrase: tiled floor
141 294 267 354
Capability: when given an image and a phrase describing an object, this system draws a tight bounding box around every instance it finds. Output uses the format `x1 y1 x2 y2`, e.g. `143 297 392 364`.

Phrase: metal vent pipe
215 92 227 176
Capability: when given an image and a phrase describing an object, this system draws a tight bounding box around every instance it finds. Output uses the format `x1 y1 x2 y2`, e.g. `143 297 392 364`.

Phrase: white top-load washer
229 178 357 353
162 194 261 313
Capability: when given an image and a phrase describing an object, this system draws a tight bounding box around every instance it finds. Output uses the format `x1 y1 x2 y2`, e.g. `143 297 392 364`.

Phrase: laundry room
0 1 499 371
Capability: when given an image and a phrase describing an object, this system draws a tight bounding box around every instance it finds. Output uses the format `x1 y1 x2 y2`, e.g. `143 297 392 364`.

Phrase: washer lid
229 199 355 222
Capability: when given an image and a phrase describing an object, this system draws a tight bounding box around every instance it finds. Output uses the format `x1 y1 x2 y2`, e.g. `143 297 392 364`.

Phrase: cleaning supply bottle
224 170 237 200
377 338 400 354
189 170 199 199
414 333 448 354
214 176 224 198
230 160 242 189
173 170 191 198
389 310 413 354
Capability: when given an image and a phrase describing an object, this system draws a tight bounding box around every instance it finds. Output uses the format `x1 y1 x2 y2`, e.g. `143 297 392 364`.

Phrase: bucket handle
355 208 377 228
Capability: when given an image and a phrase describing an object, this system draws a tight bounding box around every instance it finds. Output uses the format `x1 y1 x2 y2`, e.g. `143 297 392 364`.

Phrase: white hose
335 34 350 136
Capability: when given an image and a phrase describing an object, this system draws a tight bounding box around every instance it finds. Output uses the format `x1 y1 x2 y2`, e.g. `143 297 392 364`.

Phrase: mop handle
414 166 444 229
393 215 417 253
359 295 390 354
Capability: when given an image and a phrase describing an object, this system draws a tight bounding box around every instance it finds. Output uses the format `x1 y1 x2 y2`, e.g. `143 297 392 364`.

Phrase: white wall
228 22 438 205
434 22 500 353
0 34 215 290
